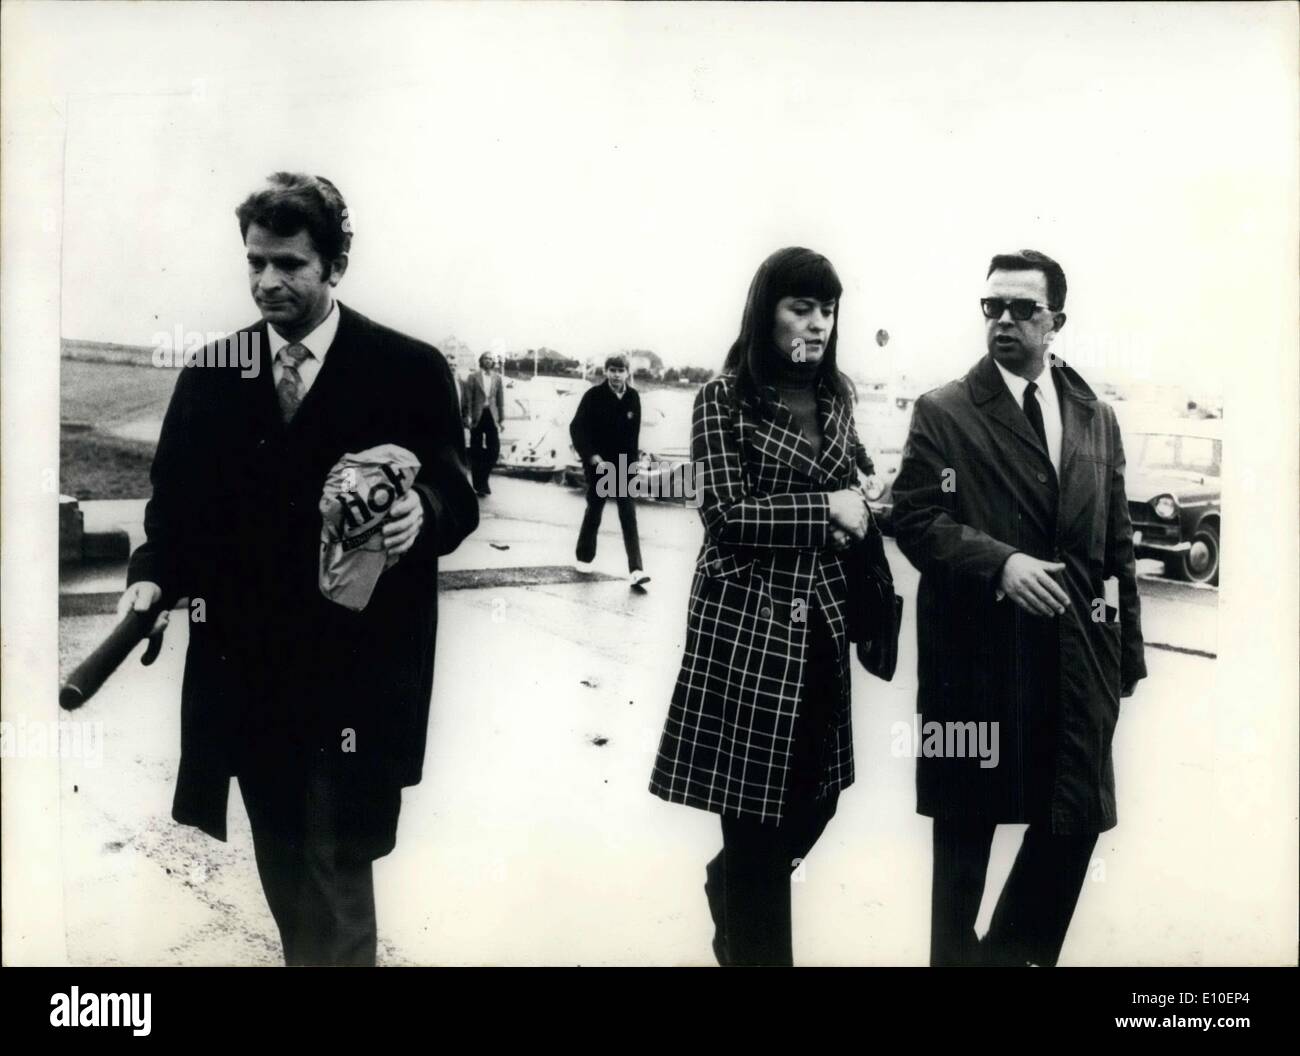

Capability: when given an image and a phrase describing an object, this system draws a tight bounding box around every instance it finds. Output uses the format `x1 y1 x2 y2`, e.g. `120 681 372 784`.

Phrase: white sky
21 1 1298 389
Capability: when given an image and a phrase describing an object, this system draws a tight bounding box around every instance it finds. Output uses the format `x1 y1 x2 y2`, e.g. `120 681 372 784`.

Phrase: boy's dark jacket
569 381 641 463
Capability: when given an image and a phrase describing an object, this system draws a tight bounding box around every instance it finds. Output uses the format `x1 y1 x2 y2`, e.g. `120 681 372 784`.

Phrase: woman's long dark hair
722 247 854 412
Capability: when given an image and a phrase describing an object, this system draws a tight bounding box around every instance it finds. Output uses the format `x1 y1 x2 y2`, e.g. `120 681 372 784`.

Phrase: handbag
846 514 904 682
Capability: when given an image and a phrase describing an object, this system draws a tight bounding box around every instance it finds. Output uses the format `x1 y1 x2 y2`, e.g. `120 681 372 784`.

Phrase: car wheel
1175 523 1219 586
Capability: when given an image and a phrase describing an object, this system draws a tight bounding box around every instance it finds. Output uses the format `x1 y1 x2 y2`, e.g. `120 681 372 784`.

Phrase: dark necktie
1022 380 1048 453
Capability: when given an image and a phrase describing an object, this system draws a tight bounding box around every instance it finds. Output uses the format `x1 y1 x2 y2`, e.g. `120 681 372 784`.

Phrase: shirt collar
994 357 1048 404
267 299 339 363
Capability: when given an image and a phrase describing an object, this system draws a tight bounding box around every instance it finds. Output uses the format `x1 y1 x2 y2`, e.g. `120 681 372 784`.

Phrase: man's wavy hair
987 249 1067 311
722 246 853 412
235 172 351 270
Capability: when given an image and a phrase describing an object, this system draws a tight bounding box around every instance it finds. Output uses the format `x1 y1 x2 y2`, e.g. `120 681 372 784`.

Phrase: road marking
59 566 625 616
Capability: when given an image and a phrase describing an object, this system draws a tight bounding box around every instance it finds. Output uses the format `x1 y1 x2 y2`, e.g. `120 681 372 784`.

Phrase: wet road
54 475 1283 966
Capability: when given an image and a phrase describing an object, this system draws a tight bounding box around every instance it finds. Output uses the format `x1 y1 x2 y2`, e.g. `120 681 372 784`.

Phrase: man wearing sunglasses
892 249 1146 967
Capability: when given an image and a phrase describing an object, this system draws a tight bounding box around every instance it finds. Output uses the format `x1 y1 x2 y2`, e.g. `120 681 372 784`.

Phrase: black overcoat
891 354 1146 833
127 303 479 859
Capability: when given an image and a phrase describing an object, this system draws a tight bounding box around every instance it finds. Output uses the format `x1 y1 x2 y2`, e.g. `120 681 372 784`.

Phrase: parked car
560 388 695 502
561 443 586 489
858 410 911 534
1124 418 1221 585
862 443 904 533
500 392 583 480
493 394 534 454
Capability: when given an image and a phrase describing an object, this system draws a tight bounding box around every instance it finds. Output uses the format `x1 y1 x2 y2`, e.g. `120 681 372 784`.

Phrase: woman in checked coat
649 247 875 966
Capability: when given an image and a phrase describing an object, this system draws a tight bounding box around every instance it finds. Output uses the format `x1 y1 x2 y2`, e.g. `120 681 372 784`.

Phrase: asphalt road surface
50 475 1287 967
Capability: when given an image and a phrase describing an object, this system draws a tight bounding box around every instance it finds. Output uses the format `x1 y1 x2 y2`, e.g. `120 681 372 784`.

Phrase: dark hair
604 354 628 371
722 246 853 410
986 249 1067 311
479 352 495 369
236 172 352 268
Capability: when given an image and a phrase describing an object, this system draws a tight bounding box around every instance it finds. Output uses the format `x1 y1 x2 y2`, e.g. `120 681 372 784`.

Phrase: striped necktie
276 342 312 423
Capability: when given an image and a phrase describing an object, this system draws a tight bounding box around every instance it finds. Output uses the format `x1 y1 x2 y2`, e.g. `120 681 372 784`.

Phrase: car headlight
865 475 886 502
1153 495 1178 520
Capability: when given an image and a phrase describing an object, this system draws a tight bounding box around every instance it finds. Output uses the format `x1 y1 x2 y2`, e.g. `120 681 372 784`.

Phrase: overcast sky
26 1 1296 389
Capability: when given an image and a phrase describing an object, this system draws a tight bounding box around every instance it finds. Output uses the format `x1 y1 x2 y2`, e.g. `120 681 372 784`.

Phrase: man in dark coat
569 354 648 586
891 249 1146 967
117 172 478 965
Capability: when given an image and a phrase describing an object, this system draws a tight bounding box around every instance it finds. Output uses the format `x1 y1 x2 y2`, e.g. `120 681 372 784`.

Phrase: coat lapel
750 378 855 484
967 353 1052 470
752 386 821 480
815 380 851 484
246 320 285 433
1054 363 1097 482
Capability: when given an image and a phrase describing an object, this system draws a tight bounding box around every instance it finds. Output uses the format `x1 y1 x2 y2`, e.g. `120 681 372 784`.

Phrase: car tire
1173 523 1219 586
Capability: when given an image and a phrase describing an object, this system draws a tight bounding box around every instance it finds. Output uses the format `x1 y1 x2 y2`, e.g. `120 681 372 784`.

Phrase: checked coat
649 372 868 823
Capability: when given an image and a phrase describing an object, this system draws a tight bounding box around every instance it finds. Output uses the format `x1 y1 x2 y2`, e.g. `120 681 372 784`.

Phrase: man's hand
381 490 425 566
828 489 869 540
117 581 169 636
998 553 1070 617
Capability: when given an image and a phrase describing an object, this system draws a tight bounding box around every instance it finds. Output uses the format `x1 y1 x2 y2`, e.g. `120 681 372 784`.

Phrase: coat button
760 606 772 618
1036 471 1048 483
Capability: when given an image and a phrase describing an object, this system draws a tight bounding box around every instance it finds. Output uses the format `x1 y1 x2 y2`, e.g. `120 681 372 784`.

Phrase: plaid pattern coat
649 372 867 823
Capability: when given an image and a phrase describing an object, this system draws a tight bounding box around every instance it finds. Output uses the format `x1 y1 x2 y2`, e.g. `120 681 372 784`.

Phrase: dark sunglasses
981 297 1049 322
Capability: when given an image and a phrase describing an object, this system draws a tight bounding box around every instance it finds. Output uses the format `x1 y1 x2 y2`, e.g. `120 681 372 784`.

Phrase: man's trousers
930 817 1099 967
239 753 378 967
469 409 500 494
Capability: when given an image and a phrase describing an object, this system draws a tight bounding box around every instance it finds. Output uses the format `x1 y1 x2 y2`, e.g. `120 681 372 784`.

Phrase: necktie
1022 380 1048 454
276 342 312 423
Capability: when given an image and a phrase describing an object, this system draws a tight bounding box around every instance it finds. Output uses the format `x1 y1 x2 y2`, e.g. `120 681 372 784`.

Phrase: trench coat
890 354 1146 833
127 303 479 860
649 373 867 824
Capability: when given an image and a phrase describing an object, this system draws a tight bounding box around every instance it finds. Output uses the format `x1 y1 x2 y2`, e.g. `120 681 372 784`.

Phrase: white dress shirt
267 299 340 398
994 357 1063 476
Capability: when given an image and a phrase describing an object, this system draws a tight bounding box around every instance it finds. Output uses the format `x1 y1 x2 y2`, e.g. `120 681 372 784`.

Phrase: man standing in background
445 351 464 428
462 351 505 497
